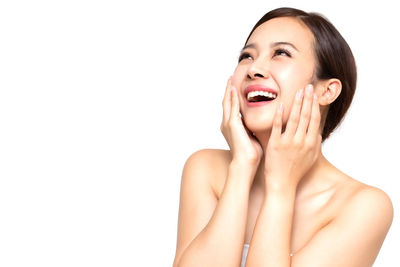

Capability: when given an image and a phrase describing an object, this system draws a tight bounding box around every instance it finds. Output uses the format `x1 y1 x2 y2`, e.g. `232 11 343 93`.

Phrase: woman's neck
251 150 333 199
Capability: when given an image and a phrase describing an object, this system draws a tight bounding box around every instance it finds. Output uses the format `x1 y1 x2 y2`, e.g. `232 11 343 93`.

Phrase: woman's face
232 17 317 134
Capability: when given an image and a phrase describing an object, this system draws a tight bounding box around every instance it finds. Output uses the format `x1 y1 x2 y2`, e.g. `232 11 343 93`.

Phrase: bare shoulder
184 148 231 169
322 162 393 220
342 182 394 226
183 148 231 197
327 171 394 240
173 149 231 266
293 173 394 266
314 162 394 239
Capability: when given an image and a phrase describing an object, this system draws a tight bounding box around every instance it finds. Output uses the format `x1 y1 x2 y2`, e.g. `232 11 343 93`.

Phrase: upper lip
244 84 278 97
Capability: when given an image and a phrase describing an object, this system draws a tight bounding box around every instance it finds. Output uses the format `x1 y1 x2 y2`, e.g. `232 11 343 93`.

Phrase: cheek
231 65 247 87
274 64 298 108
274 63 310 87
272 64 313 123
273 63 294 82
274 63 314 98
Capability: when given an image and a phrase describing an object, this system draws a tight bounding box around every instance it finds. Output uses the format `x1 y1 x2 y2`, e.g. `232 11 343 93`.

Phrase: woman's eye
274 49 291 57
238 52 253 62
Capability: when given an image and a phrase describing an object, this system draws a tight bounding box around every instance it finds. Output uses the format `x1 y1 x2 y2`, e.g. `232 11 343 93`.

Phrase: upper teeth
247 91 277 100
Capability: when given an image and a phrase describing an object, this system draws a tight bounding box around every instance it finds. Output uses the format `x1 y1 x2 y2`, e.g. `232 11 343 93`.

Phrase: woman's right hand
220 77 263 170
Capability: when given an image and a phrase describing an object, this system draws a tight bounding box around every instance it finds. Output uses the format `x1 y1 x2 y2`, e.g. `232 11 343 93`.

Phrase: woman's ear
318 78 342 106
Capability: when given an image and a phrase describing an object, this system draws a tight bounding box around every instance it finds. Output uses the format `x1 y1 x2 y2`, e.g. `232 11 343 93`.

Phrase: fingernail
306 84 313 94
296 89 303 100
313 93 318 100
278 103 284 112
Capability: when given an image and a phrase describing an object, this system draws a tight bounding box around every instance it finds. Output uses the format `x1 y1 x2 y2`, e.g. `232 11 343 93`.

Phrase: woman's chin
243 119 273 135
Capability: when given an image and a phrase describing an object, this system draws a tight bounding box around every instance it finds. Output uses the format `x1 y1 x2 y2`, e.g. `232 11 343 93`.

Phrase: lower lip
246 100 275 107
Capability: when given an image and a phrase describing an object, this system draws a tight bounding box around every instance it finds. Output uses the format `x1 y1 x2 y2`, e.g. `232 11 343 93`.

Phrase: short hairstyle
245 7 357 141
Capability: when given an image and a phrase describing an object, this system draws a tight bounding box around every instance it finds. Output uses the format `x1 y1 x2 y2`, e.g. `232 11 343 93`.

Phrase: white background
0 0 399 266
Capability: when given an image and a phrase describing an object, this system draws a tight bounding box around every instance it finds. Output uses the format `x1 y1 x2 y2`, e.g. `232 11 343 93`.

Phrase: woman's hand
264 84 322 190
220 77 263 169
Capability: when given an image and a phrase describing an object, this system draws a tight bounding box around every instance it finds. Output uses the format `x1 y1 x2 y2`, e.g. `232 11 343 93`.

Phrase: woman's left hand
263 84 322 190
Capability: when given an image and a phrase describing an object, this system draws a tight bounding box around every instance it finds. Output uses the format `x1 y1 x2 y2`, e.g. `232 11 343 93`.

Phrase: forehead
247 17 315 52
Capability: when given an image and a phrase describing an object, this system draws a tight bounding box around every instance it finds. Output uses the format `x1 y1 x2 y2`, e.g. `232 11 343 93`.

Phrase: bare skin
173 17 393 267
209 149 374 251
174 148 392 267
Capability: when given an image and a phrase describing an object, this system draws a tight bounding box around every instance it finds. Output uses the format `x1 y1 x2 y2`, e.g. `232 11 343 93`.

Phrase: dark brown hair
245 7 357 141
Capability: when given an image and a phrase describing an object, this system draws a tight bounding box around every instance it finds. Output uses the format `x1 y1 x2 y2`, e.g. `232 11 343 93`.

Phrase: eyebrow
240 42 299 53
240 43 256 53
271 41 299 51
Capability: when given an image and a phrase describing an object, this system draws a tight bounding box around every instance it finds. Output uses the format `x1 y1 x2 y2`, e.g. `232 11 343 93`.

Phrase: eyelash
238 52 252 62
238 48 292 62
274 48 291 57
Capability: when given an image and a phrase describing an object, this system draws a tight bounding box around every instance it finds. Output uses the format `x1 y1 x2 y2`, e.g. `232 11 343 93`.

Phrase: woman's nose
247 59 270 79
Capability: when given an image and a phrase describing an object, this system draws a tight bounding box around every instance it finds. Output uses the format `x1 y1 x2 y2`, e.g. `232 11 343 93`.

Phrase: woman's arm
292 186 393 266
245 85 393 266
246 183 296 267
245 85 319 267
173 151 254 267
174 78 262 267
246 182 393 267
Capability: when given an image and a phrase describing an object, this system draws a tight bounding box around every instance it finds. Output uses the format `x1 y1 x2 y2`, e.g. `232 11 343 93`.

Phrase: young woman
173 7 393 267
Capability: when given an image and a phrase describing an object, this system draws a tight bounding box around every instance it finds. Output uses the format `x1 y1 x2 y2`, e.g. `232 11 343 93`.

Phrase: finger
270 103 284 141
284 88 304 137
230 85 240 120
306 93 321 139
222 77 232 123
295 84 314 138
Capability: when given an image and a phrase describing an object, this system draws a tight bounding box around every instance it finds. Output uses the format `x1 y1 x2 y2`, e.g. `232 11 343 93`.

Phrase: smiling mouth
247 91 277 102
